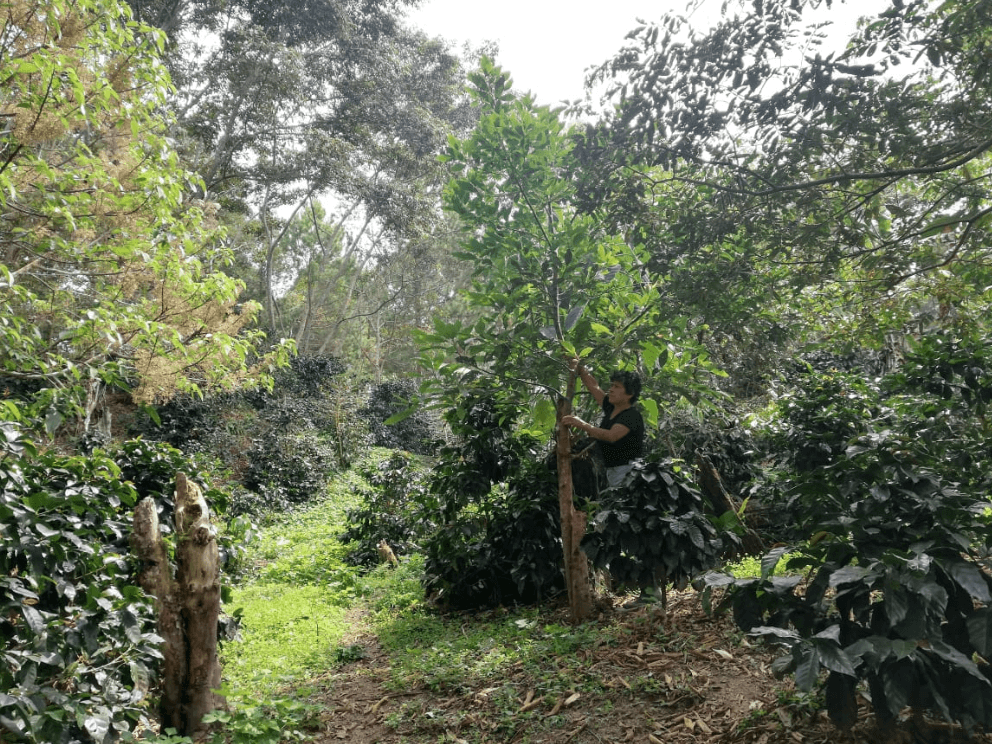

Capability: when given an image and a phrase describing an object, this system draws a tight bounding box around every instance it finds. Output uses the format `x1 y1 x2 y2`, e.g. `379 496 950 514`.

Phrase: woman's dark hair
610 370 641 403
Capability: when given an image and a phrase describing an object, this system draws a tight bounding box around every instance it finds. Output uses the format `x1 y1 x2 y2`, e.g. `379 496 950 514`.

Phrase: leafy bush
659 407 760 501
764 368 881 473
359 379 443 455
582 457 739 598
340 452 435 568
239 433 337 515
421 457 564 610
417 402 564 611
130 354 362 497
0 449 161 743
708 358 992 728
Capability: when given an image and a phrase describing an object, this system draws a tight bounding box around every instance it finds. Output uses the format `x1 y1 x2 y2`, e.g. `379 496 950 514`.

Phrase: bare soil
303 591 992 744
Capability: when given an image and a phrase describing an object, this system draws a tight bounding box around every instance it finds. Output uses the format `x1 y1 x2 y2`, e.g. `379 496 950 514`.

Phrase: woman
561 360 644 489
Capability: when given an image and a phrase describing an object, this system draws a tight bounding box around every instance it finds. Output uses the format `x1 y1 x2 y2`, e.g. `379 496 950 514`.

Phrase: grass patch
220 449 394 694
222 582 354 692
363 560 624 700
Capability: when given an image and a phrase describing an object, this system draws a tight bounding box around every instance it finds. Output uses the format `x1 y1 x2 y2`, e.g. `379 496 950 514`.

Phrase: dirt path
302 592 992 744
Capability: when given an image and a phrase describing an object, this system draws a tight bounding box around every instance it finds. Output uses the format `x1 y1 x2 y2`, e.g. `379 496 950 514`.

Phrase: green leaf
384 406 418 426
532 398 556 430
795 647 821 691
812 638 857 677
967 607 992 656
563 304 585 331
948 561 992 602
760 546 790 581
640 397 659 428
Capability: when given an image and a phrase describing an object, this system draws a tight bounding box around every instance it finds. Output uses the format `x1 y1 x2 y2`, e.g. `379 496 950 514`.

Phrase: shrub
0 449 161 743
421 457 564 610
417 404 564 611
359 379 443 455
340 452 435 568
582 457 739 600
240 433 337 515
706 420 992 731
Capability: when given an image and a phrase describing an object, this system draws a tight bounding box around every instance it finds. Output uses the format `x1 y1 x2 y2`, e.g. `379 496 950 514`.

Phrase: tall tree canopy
579 0 992 380
0 0 290 432
124 0 479 367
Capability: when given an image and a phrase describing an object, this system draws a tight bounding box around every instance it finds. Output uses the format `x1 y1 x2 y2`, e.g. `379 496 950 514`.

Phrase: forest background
3 0 992 741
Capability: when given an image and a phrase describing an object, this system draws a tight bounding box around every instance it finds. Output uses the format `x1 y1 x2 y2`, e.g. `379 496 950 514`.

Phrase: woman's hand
560 415 587 431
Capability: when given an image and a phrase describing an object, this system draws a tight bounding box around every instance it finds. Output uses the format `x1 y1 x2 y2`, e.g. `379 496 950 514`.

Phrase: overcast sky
405 0 691 106
404 0 886 108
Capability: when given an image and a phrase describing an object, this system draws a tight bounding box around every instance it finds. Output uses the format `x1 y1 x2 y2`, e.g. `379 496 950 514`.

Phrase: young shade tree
419 59 660 621
0 0 292 432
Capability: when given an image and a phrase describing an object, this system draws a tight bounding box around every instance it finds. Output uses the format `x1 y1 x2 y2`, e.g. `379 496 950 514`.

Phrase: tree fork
132 473 222 735
556 372 594 622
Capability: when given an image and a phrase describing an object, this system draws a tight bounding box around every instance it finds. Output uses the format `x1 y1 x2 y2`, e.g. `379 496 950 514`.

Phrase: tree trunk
132 473 222 735
695 454 765 555
556 375 594 623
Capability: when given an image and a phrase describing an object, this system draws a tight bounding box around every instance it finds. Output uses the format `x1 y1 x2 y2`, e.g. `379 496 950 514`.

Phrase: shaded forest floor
300 590 992 744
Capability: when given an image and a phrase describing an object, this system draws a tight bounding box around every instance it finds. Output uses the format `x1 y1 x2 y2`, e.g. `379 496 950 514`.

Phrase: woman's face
607 381 632 407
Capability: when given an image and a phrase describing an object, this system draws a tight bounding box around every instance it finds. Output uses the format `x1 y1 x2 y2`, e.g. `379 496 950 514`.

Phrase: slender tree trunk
556 373 594 622
131 473 222 735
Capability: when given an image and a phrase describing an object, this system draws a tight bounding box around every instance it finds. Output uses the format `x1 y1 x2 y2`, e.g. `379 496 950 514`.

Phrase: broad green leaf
948 561 992 603
967 607 992 656
795 648 821 691
640 397 659 428
563 304 585 331
532 398 556 430
384 406 418 426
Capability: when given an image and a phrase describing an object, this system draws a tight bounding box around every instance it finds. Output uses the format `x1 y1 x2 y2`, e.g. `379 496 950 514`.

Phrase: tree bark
131 473 222 735
695 454 765 555
556 374 594 623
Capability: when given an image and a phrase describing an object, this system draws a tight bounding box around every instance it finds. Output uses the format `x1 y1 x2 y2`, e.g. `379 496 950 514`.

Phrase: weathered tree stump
132 473 222 735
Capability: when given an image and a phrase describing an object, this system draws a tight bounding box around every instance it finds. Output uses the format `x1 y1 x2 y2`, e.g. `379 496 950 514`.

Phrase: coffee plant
240 433 337 515
359 379 443 455
0 449 162 743
340 452 435 568
705 340 992 733
582 456 739 600
418 400 564 610
421 456 564 610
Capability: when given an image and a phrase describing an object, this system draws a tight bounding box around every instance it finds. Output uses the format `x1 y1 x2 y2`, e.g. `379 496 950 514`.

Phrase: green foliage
421 447 564 611
0 0 291 431
420 57 675 419
708 342 992 731
0 450 160 743
341 452 435 568
765 367 881 474
241 433 337 514
582 458 739 594
358 379 443 455
202 688 317 744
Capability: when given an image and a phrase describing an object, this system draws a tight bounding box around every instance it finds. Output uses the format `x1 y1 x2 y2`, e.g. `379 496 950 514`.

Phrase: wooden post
132 473 222 735
556 373 594 623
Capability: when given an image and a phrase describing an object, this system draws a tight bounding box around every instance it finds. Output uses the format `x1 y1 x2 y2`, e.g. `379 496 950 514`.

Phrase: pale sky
405 0 886 108
405 0 693 106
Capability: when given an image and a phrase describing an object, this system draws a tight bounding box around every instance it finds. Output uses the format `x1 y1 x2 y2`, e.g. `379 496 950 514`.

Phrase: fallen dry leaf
564 692 581 707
